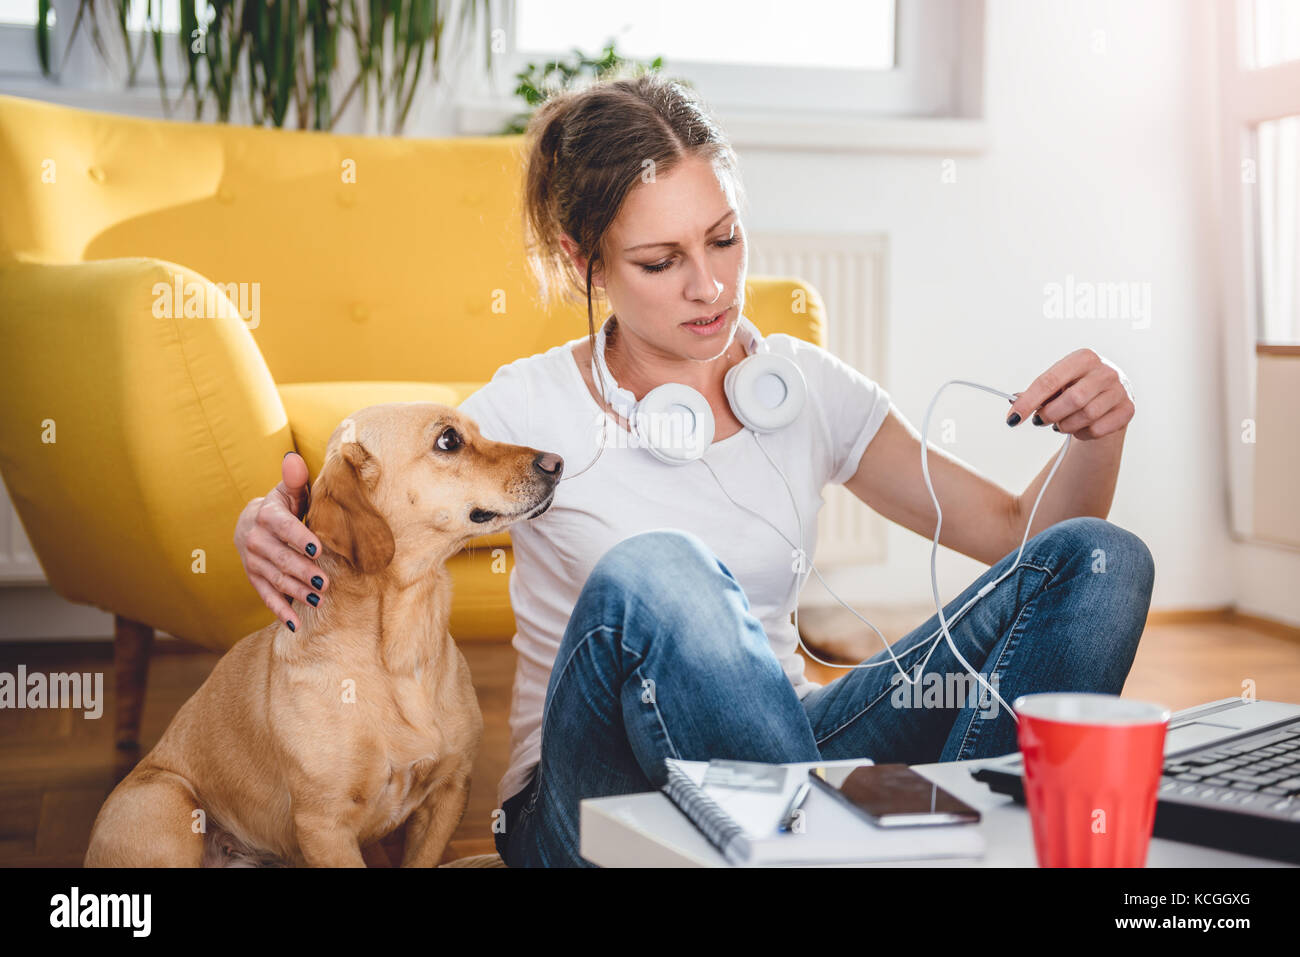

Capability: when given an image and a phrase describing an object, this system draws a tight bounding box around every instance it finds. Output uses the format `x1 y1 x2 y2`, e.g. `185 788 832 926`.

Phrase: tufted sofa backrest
0 93 826 384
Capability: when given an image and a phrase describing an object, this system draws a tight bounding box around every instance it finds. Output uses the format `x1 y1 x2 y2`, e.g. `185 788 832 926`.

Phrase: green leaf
28 0 506 130
149 2 168 108
35 0 51 74
179 0 200 104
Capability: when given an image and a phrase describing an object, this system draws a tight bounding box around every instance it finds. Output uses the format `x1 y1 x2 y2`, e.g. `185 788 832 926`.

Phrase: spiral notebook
662 758 986 866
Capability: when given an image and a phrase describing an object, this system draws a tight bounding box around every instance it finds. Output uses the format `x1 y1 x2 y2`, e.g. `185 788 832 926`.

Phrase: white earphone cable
554 340 616 482
700 380 1073 725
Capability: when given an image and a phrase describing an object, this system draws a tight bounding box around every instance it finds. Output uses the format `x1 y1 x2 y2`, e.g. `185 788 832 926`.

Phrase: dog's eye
435 428 463 453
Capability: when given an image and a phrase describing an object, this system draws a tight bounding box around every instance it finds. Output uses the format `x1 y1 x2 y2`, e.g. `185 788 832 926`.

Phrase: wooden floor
1 610 1298 867
794 604 1300 712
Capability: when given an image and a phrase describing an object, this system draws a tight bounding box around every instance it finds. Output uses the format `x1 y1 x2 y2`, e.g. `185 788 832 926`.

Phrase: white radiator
747 232 891 567
0 487 44 583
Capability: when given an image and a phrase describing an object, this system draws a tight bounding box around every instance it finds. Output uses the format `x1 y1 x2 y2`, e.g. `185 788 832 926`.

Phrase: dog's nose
534 451 564 481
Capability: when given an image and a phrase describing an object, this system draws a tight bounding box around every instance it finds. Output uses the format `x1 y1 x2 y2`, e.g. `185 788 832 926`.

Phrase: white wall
1233 542 1300 626
796 0 1279 620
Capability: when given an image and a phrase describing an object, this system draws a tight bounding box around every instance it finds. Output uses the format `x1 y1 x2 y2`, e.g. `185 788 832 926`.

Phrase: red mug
1014 692 1170 867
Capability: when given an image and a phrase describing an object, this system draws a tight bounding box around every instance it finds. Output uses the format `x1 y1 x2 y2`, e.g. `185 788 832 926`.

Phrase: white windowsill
0 78 181 118
455 98 989 155
2 80 988 154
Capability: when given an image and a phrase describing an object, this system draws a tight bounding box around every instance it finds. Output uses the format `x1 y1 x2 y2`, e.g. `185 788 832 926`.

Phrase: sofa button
351 303 369 323
87 165 106 184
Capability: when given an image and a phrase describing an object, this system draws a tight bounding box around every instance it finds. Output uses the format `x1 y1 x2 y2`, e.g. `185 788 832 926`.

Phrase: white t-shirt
458 326 893 810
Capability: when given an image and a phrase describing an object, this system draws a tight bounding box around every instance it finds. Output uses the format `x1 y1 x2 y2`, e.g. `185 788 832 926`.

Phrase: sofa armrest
0 257 293 650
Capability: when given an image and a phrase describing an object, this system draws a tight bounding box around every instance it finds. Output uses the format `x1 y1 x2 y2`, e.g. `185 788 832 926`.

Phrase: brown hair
520 67 747 358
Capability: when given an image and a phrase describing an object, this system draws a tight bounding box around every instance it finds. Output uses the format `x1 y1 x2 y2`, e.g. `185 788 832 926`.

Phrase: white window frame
0 8 45 82
1211 0 1300 541
456 0 987 153
0 0 193 117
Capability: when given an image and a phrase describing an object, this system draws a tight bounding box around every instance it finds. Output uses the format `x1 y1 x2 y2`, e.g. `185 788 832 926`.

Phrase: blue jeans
494 517 1155 867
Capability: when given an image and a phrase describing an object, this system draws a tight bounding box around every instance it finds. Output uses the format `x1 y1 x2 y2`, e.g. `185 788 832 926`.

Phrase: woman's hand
233 452 327 631
1006 348 1135 440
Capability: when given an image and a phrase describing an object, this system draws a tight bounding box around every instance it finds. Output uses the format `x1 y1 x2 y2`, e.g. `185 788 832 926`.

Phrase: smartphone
808 763 981 827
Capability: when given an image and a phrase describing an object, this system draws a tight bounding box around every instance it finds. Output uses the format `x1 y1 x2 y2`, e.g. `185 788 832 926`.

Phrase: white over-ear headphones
591 314 808 465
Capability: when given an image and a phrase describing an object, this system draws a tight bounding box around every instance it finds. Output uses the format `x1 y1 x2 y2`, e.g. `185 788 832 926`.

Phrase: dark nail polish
286 620 296 632
1006 413 1021 427
307 593 320 606
1052 424 1061 432
306 543 316 557
311 575 324 589
283 450 294 459
1032 413 1044 426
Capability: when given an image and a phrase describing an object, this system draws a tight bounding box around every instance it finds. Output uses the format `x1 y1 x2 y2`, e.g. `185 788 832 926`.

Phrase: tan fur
85 402 560 867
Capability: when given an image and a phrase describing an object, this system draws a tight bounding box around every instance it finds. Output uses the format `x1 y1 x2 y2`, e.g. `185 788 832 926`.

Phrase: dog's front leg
294 812 367 868
401 773 471 867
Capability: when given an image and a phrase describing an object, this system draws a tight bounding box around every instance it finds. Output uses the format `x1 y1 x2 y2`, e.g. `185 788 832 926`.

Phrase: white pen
777 780 811 832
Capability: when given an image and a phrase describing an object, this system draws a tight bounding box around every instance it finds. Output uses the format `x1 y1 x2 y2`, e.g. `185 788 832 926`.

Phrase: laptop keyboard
1159 719 1300 815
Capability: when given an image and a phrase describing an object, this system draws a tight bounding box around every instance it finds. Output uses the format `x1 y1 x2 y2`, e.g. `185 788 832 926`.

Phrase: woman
233 71 1153 868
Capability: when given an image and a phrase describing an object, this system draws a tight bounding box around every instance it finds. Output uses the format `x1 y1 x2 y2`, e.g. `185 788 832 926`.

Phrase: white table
579 756 1293 867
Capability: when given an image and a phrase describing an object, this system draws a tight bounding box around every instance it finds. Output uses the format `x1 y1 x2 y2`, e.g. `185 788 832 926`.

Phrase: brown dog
84 402 562 867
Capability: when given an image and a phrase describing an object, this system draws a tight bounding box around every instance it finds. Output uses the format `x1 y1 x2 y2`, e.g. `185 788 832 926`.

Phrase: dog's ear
304 436 395 574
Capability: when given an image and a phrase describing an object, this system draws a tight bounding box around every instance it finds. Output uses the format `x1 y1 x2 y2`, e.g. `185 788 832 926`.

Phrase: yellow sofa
0 92 831 748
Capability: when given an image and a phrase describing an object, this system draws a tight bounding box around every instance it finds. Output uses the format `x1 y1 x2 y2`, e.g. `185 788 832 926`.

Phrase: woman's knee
586 529 745 629
1029 518 1155 675
1035 516 1154 597
589 528 722 593
584 529 771 664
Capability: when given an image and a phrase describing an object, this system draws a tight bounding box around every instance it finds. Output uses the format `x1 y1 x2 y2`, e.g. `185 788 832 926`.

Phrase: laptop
970 697 1300 864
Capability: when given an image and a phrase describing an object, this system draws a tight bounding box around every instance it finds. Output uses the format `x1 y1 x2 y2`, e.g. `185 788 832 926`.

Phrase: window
1227 0 1300 345
1248 114 1300 343
0 0 189 86
0 0 41 79
467 0 987 150
1240 0 1300 68
1238 0 1300 342
1213 0 1300 541
516 0 896 72
0 0 36 25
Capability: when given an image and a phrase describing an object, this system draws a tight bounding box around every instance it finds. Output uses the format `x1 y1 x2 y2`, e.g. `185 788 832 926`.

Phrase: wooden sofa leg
113 615 154 751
